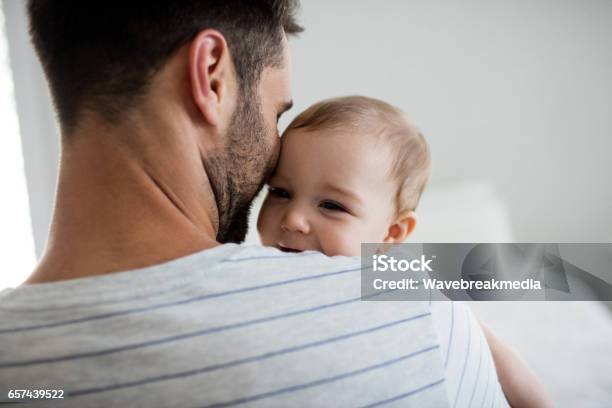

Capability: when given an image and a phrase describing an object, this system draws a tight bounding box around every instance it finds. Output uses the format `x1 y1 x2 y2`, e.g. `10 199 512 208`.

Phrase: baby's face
257 127 398 256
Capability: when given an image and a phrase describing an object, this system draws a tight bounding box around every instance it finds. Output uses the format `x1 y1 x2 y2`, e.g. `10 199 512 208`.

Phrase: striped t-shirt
0 244 508 407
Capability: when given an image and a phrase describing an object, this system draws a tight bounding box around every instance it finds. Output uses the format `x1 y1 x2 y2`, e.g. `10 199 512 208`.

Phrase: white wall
3 0 59 258
286 0 612 242
0 2 36 286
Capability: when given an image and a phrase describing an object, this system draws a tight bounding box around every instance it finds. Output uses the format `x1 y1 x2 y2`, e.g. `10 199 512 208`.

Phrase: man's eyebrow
278 100 294 118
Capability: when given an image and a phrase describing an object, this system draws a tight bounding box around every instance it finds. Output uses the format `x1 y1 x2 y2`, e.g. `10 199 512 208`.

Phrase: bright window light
0 7 36 289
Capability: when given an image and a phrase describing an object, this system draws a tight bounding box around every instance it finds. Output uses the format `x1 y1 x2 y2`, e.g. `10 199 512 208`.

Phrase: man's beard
203 90 278 244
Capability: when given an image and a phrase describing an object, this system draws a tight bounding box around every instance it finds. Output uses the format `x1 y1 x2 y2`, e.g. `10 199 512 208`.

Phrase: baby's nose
280 207 311 234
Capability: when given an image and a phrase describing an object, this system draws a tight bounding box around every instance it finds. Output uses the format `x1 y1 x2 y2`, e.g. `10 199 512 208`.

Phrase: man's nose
280 206 310 234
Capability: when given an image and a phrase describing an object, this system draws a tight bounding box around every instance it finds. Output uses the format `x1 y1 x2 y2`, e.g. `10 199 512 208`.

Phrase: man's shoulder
0 245 359 310
223 245 360 269
213 245 361 290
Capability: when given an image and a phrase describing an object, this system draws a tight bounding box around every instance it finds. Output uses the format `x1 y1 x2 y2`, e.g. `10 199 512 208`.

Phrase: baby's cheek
257 203 277 245
319 228 362 257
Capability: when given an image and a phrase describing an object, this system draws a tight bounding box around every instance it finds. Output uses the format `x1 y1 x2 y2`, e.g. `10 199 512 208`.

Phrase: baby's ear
383 211 417 244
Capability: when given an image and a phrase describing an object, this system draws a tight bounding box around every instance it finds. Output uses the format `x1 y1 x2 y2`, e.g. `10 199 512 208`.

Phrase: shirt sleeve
429 301 510 408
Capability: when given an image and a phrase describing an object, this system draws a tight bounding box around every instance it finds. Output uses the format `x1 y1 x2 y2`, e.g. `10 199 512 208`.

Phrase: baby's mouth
277 244 302 253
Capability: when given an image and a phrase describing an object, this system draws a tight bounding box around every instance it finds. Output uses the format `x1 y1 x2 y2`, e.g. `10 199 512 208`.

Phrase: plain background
284 0 612 243
2 1 611 406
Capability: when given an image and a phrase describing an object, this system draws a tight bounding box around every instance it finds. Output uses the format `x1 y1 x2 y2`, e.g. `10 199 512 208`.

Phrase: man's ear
189 29 235 128
384 211 417 244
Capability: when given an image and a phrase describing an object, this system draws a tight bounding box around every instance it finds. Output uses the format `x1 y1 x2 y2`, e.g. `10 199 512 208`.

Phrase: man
0 1 508 406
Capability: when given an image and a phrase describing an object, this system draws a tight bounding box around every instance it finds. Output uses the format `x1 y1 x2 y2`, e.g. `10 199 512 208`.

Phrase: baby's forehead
282 125 393 163
279 126 395 184
282 124 385 147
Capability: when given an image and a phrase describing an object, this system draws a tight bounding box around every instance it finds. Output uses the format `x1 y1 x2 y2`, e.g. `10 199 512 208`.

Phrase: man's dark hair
27 0 302 131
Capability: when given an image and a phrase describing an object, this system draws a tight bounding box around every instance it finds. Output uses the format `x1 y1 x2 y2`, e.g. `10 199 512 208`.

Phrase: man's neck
27 116 220 284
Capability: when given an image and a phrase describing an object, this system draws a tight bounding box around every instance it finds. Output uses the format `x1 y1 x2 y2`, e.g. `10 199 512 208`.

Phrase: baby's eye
319 200 348 212
268 186 290 199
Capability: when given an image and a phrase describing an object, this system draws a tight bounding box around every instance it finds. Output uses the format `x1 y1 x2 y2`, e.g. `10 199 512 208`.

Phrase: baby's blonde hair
285 95 431 214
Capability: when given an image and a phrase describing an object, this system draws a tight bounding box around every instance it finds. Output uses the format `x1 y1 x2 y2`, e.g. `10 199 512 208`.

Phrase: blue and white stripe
0 244 506 407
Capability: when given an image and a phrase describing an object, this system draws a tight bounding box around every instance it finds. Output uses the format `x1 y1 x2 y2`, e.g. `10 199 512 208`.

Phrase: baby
257 95 552 407
257 95 428 255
